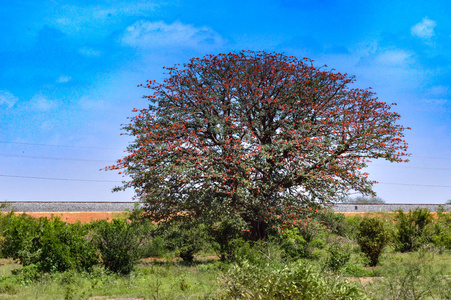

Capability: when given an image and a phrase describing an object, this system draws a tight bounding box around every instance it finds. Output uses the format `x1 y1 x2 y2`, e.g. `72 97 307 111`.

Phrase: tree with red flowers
107 51 409 240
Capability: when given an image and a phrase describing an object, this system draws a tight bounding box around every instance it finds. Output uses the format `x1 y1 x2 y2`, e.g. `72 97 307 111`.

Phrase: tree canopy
343 195 385 204
107 51 409 239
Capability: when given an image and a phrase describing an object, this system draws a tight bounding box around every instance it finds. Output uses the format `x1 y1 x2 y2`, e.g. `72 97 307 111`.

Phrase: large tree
107 51 409 240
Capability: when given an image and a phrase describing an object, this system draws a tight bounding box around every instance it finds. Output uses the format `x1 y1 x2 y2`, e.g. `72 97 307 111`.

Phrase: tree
343 195 385 204
357 217 389 266
106 51 409 240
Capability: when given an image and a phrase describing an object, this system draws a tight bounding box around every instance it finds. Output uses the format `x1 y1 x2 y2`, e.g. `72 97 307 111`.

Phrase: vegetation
106 51 409 240
395 208 433 252
343 195 385 203
357 217 389 266
0 207 450 299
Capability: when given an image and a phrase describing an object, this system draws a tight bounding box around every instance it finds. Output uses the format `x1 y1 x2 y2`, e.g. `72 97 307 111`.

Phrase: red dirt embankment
3 211 444 223
2 211 127 223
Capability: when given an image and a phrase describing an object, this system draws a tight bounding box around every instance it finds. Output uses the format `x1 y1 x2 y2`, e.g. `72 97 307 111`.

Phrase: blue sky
1 0 450 203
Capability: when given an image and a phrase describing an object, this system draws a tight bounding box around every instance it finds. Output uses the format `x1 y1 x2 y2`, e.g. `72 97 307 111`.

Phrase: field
0 208 450 299
0 249 450 299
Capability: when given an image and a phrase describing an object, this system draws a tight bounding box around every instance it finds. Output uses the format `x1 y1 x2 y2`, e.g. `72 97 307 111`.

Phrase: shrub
357 217 389 266
277 227 309 260
316 209 347 236
395 208 432 252
222 259 368 299
95 218 141 275
364 257 451 300
160 220 209 263
1 214 99 273
208 220 242 261
422 208 451 250
326 242 351 272
343 215 363 240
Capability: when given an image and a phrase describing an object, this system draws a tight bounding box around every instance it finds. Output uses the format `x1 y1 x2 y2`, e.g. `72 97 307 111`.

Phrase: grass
0 249 450 299
0 259 222 299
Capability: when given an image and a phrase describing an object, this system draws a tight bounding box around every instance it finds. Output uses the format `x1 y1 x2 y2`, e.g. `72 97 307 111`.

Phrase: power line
0 141 123 150
0 153 113 163
371 164 451 171
0 174 121 183
4 152 449 171
413 156 451 160
2 154 450 172
1 174 449 188
378 182 451 188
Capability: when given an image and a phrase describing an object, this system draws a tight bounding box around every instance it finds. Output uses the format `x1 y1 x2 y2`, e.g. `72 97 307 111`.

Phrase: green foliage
357 217 389 266
0 259 223 299
343 196 385 204
208 219 242 261
395 208 432 252
326 242 351 272
276 227 309 260
1 213 99 273
11 264 40 284
160 220 209 262
422 209 451 250
365 254 451 300
342 215 363 240
95 218 142 275
219 239 367 299
108 50 409 240
222 257 368 299
316 209 347 236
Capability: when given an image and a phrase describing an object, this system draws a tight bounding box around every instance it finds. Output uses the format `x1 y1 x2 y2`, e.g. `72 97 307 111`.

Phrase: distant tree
343 195 385 204
107 51 409 240
357 217 389 266
445 199 451 205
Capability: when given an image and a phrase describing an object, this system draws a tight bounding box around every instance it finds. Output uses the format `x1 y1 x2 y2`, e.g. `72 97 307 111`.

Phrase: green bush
316 209 347 236
207 219 243 261
343 215 363 240
326 242 351 272
395 208 432 252
422 208 451 250
276 227 309 260
365 257 451 300
222 259 368 299
160 220 209 262
95 218 141 275
1 213 99 273
357 217 389 266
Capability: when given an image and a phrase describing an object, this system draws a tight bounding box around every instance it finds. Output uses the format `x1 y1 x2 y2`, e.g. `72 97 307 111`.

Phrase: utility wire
0 141 123 150
1 174 450 188
370 164 451 171
0 174 121 183
413 156 451 160
0 153 113 163
378 182 451 188
2 153 450 170
1 141 451 160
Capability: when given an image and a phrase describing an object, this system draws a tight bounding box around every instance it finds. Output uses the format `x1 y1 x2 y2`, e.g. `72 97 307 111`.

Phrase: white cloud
56 75 71 83
353 39 379 57
427 85 449 96
0 90 18 108
121 20 224 49
375 49 414 66
44 2 158 40
30 94 58 111
423 85 450 106
78 47 101 57
411 17 436 39
77 95 106 110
